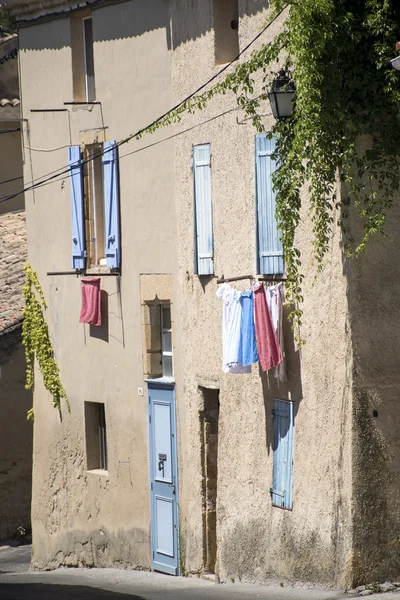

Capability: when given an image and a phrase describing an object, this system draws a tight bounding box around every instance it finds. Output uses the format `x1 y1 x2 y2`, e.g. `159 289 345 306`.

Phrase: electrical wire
0 175 23 185
23 143 72 153
2 102 259 197
0 128 20 134
0 6 287 204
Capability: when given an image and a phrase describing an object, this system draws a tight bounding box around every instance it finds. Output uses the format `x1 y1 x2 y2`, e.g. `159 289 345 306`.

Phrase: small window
213 0 239 65
85 402 108 471
83 18 95 101
161 305 173 377
70 13 96 102
84 144 105 267
271 399 294 510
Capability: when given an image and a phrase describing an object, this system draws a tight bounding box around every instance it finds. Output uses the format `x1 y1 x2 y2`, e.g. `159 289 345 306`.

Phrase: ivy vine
22 264 69 420
132 0 400 337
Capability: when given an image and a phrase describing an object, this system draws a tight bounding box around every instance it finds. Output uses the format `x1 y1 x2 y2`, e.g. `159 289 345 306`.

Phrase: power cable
0 6 287 204
1 102 258 198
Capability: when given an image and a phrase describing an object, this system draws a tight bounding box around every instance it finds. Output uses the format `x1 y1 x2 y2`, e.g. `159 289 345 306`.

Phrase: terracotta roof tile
0 211 27 335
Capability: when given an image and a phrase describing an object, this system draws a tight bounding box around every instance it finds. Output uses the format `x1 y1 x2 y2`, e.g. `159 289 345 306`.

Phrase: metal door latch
158 453 167 472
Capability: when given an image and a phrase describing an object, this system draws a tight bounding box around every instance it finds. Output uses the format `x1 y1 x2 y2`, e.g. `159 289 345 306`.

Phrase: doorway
200 387 219 574
148 382 179 575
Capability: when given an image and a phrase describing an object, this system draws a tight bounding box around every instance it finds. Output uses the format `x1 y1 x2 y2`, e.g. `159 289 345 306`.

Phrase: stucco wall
171 0 353 587
17 0 362 588
346 188 400 585
0 338 33 540
19 0 178 570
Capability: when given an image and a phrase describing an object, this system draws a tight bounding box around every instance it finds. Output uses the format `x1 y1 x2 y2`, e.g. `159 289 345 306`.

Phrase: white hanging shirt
265 283 287 382
216 283 251 374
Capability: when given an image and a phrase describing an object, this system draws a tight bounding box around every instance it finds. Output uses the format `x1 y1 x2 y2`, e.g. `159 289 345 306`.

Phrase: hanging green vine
22 264 69 420
131 1 400 337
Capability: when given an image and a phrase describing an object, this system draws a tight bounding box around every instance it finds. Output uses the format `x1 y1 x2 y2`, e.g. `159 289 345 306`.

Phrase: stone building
5 0 400 589
0 211 32 540
0 34 24 215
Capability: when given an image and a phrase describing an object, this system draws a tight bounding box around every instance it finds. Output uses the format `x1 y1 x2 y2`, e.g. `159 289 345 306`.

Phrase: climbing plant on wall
133 0 400 336
22 264 69 420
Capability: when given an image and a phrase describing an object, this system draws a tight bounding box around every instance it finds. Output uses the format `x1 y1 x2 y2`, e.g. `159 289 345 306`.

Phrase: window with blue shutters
69 141 121 271
255 134 284 275
193 144 214 275
271 398 294 510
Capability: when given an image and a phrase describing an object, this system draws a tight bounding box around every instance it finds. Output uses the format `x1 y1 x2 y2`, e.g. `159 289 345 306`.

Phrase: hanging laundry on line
216 283 251 373
216 282 285 376
265 282 287 382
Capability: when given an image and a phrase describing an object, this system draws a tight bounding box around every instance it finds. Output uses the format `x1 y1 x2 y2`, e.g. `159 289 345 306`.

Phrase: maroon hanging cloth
253 283 282 371
79 277 101 326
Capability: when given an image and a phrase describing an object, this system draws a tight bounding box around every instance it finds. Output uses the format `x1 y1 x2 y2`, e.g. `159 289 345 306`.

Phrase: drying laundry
79 277 101 326
253 283 282 371
216 283 251 374
265 283 287 382
238 290 258 367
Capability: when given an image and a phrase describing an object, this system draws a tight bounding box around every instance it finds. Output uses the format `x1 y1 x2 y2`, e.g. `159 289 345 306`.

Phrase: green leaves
131 1 400 342
22 264 69 421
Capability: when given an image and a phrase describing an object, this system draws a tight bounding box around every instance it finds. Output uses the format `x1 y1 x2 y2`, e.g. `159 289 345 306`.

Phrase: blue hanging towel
238 290 259 367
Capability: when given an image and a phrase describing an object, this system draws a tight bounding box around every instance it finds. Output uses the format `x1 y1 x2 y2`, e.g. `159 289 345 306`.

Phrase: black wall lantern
268 69 296 120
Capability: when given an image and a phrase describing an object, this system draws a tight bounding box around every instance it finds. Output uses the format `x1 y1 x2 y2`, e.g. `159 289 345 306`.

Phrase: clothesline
217 274 287 284
216 281 287 381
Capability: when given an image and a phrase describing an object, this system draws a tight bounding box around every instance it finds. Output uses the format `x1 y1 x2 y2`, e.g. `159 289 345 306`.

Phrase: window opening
85 402 108 471
200 387 219 573
213 0 239 65
71 13 95 102
161 305 173 377
84 144 105 267
83 17 95 102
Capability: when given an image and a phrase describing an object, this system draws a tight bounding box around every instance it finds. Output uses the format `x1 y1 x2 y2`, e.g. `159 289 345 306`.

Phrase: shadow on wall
19 0 267 50
171 0 268 50
0 584 147 600
344 187 400 584
260 302 303 456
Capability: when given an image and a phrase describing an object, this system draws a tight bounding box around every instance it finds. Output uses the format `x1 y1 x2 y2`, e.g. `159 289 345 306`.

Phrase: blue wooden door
148 383 179 575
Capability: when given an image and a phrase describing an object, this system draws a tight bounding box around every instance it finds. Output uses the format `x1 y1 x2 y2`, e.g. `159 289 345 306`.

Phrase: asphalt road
0 543 386 600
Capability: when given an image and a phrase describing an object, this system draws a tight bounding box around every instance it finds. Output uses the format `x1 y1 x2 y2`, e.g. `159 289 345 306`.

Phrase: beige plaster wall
346 188 400 584
0 339 33 540
0 121 24 215
18 0 358 587
19 0 178 570
171 0 353 587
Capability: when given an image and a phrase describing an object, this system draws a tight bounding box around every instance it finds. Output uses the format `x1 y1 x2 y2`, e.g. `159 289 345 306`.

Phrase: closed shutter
271 398 294 509
255 134 284 275
69 145 86 270
193 144 214 275
102 141 121 269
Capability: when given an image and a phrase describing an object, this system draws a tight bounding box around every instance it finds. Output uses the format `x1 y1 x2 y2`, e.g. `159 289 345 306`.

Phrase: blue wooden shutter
193 144 214 275
271 399 294 509
102 140 121 269
69 145 86 270
255 134 284 275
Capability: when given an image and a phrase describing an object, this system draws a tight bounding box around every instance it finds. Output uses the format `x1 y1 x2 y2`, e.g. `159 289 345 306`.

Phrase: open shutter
69 145 86 270
193 144 214 275
255 135 284 275
271 399 294 509
102 140 121 269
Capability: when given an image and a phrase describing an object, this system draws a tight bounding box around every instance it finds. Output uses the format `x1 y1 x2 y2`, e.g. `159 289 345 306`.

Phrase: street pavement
0 544 397 600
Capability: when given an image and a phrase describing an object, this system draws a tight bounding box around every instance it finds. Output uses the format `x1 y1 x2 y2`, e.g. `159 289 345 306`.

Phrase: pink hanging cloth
79 277 101 326
253 283 282 371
